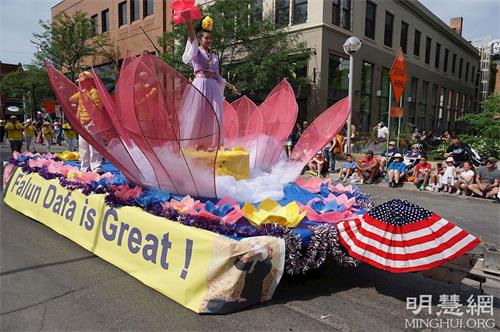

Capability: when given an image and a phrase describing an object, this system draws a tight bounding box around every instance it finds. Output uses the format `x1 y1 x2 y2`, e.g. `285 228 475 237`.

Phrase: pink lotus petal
169 196 204 213
303 206 356 224
216 196 239 207
295 177 330 193
115 184 143 201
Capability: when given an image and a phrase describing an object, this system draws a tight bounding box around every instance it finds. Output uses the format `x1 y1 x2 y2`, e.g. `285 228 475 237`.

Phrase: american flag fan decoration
337 199 481 273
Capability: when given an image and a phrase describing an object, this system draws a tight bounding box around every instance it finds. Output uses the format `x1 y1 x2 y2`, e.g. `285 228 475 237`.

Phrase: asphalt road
1 146 499 331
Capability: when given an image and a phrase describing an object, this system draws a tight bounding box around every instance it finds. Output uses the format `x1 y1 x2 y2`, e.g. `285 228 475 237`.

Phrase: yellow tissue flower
243 198 306 228
202 16 213 31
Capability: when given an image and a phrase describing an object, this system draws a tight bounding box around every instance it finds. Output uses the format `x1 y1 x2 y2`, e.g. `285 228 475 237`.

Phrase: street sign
389 48 408 104
390 106 404 118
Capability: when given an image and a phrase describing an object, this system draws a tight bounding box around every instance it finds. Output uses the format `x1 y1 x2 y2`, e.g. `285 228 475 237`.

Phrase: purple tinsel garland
9 157 366 275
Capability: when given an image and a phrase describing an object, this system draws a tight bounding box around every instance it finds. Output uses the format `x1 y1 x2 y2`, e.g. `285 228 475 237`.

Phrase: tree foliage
158 0 313 102
459 93 500 157
32 11 113 82
0 64 54 117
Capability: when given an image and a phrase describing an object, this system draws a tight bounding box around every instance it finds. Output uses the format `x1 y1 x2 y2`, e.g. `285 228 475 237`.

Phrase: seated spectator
443 137 470 167
387 153 405 188
468 157 500 198
430 162 444 192
441 157 456 193
380 141 399 171
338 153 356 181
404 144 422 175
308 151 326 178
356 150 380 184
413 155 432 190
453 161 474 195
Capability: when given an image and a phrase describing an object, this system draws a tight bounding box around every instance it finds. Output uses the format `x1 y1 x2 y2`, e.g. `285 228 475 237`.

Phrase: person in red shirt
413 155 432 190
356 150 380 184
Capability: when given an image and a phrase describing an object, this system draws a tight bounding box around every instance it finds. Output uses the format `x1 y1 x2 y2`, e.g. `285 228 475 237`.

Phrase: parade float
2 3 483 314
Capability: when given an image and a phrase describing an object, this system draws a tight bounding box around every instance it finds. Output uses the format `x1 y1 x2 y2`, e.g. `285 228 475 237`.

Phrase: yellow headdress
201 16 213 31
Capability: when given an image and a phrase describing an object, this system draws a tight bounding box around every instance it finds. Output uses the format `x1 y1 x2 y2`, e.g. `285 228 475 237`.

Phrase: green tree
459 93 500 157
0 64 54 118
32 11 113 82
158 0 313 102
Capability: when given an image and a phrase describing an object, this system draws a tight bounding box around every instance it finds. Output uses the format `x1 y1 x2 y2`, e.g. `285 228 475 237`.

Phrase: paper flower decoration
201 16 213 31
113 183 143 201
135 189 170 207
165 196 204 214
243 198 305 228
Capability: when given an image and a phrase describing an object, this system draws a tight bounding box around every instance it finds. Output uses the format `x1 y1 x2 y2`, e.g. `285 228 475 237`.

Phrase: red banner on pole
389 48 408 105
43 100 56 113
390 106 404 118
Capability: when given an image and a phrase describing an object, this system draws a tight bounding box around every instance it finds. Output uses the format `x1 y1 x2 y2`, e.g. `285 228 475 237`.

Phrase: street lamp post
343 37 362 154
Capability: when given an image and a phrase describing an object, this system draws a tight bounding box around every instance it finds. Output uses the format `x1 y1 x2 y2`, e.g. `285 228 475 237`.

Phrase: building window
332 0 340 26
425 37 431 64
91 14 98 34
459 57 463 79
143 0 153 18
408 77 418 125
465 62 470 82
414 30 421 56
446 90 453 128
452 53 456 73
400 21 408 53
471 65 475 83
131 0 140 22
430 84 438 129
434 43 441 69
101 9 109 32
327 54 349 105
275 0 290 27
251 0 263 24
384 12 394 47
341 0 351 30
118 1 127 26
379 67 390 124
293 0 307 25
419 81 429 129
360 61 374 131
364 1 376 39
438 87 446 130
443 48 449 72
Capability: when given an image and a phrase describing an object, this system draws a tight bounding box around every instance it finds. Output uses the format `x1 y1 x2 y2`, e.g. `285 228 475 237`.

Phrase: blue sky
0 0 499 65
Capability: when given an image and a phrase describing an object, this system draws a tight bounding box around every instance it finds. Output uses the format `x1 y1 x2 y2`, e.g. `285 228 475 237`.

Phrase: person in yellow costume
62 121 78 151
41 121 54 153
24 119 37 152
5 115 24 153
69 71 103 173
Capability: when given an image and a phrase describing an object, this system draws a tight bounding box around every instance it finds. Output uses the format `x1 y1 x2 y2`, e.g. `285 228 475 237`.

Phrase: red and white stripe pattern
337 201 481 273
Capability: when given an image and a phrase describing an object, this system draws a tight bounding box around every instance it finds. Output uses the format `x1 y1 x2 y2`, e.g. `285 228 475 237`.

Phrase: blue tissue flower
135 189 170 207
204 201 234 217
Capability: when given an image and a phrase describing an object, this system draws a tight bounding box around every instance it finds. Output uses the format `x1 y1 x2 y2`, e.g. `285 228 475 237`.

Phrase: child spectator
338 153 356 181
440 156 456 193
356 150 380 184
308 151 326 177
431 162 444 192
413 155 432 190
387 153 405 187
453 161 474 195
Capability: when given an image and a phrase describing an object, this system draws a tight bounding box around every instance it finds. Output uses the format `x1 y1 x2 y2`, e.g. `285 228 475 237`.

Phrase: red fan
337 199 481 273
170 0 202 25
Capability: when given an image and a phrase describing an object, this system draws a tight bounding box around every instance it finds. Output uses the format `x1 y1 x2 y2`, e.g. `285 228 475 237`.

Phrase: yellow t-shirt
62 123 77 139
70 88 101 124
24 124 36 137
5 122 24 141
41 126 54 141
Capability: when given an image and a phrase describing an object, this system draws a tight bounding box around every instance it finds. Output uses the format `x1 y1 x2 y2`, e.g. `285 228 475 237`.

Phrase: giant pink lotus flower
45 53 350 199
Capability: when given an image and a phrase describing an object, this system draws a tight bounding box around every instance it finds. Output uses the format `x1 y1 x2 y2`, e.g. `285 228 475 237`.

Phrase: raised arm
182 12 196 42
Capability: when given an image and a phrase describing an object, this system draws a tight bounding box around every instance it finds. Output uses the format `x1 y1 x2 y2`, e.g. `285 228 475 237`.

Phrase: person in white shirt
453 161 474 195
374 122 388 141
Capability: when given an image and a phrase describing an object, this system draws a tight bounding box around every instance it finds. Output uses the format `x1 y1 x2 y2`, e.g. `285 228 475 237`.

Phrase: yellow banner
3 168 284 313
